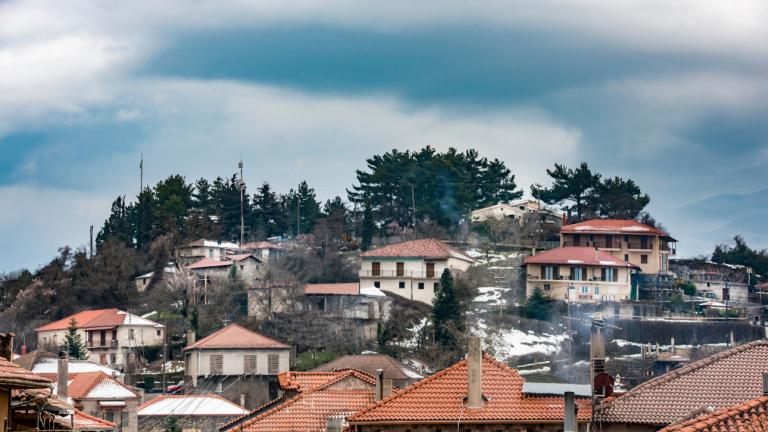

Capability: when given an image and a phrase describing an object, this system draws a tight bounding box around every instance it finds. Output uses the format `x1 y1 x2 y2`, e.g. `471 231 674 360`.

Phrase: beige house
187 254 263 304
359 238 474 305
560 219 676 274
525 246 639 302
35 309 164 368
471 199 559 223
58 371 139 432
175 239 239 267
133 264 179 292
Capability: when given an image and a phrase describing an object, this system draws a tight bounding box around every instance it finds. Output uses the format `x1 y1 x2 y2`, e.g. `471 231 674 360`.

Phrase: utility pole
296 188 301 236
239 159 245 250
411 184 416 229
89 225 94 259
139 153 144 192
162 315 167 394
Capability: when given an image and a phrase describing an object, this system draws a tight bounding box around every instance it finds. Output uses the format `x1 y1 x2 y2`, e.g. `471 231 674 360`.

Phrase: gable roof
36 309 163 332
348 353 591 425
360 238 474 262
659 396 768 432
13 349 58 371
524 246 639 268
594 340 768 425
277 371 345 392
220 370 376 432
0 356 52 389
73 409 117 430
184 324 289 351
561 219 673 239
187 254 259 270
65 372 138 400
310 354 423 382
138 394 249 416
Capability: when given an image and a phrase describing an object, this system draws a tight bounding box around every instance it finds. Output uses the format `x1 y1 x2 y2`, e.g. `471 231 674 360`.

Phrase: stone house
471 199 562 224
61 371 140 432
174 239 239 267
137 394 248 432
310 353 423 388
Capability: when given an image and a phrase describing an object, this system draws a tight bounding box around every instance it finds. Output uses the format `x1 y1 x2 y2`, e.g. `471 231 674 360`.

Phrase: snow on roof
138 395 248 416
36 309 163 332
32 359 121 377
360 286 387 297
522 382 592 397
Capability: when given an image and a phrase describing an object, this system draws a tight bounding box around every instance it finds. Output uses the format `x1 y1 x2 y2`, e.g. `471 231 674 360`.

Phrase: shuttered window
267 354 280 374
210 355 223 375
244 355 257 374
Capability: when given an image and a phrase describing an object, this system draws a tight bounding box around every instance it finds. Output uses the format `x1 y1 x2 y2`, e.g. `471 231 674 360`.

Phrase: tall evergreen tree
531 162 601 221
153 175 193 238
132 187 156 249
211 175 247 242
432 269 464 349
62 318 88 359
252 182 286 239
286 181 321 236
360 202 375 251
589 176 650 219
96 196 133 247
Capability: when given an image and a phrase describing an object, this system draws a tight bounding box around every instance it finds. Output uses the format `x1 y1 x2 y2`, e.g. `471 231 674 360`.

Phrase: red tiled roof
184 324 289 350
360 238 474 262
310 354 423 382
524 246 638 268
242 241 282 250
73 409 117 430
66 372 138 400
277 371 345 391
303 283 360 296
348 353 591 425
222 370 376 432
36 308 161 332
561 219 672 238
187 254 259 270
594 340 768 425
659 396 768 432
0 357 52 389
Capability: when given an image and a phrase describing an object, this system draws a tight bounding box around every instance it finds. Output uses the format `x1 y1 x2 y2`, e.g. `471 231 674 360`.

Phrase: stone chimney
375 369 384 401
57 351 69 400
186 330 196 346
590 315 606 395
0 333 13 361
670 337 675 355
563 391 576 432
467 336 483 409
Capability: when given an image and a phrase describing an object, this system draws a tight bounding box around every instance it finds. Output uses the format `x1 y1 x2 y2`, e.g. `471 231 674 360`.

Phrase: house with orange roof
659 395 768 432
359 238 474 305
560 219 677 275
183 324 291 409
174 239 240 267
57 371 140 432
186 254 263 304
137 394 248 432
219 369 378 432
524 246 640 302
35 309 164 369
347 339 592 432
1 333 54 431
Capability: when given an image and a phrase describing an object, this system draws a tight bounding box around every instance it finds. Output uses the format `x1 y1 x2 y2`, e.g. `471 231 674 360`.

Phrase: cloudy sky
2 1 767 271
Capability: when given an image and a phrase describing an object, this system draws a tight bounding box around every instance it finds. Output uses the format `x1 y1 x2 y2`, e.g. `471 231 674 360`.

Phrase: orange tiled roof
0 356 52 389
360 238 474 262
594 340 768 425
304 283 360 296
184 323 289 350
187 254 259 270
659 396 768 432
524 246 638 268
36 308 161 332
277 371 346 391
73 409 117 430
348 353 591 425
561 219 672 238
66 371 138 400
221 370 376 432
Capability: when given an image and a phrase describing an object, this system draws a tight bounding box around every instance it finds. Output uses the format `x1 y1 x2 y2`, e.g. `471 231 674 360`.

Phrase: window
434 282 439 292
374 281 380 288
129 329 135 340
398 281 405 289
624 254 629 262
110 353 117 364
426 263 435 278
267 354 280 374
210 354 223 374
418 282 424 290
244 355 257 374
209 248 214 257
105 410 114 422
371 262 381 276
396 262 405 277
543 284 551 291
581 286 589 294
641 254 648 264
157 329 161 336
542 266 557 280
594 286 600 295
99 354 107 364
240 265 244 270
572 267 585 281
602 268 616 282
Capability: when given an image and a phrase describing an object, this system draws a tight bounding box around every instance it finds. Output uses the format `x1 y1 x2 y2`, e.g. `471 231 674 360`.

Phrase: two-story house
183 324 290 408
36 309 164 368
471 199 561 224
186 254 263 305
359 238 474 305
175 239 240 267
560 219 676 274
525 246 640 302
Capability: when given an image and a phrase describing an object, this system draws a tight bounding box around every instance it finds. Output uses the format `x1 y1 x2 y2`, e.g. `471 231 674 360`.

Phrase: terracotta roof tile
0 357 52 389
561 219 672 238
360 238 474 262
66 372 138 400
524 246 638 268
660 396 768 432
184 324 289 350
348 353 591 425
304 283 360 296
595 340 768 425
277 371 344 391
73 409 117 430
187 254 259 270
310 354 423 382
36 309 162 331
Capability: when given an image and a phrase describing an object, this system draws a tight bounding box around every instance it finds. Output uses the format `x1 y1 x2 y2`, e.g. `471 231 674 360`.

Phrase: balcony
360 270 438 279
86 339 119 349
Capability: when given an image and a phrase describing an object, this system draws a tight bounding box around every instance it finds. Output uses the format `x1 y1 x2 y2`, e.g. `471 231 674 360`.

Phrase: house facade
137 394 248 432
471 199 560 223
560 219 676 274
35 309 164 368
525 246 639 302
62 372 140 432
175 239 239 267
241 241 286 262
186 254 263 305
359 238 474 305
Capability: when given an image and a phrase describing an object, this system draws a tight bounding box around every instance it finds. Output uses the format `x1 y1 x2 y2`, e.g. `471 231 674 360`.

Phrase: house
56 371 140 432
241 241 285 262
659 395 768 432
133 264 179 292
36 309 165 369
183 324 291 408
310 353 423 388
593 339 768 432
0 333 54 431
175 239 240 267
471 199 561 224
301 283 391 320
219 369 377 432
187 254 263 304
524 246 640 302
15 350 123 383
359 238 474 305
137 394 248 432
560 219 677 274
348 339 592 431
670 259 751 302
71 410 117 431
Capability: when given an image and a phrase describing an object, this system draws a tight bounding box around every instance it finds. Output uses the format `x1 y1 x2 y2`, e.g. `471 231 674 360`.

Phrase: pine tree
163 416 181 432
432 269 464 349
361 203 375 251
523 287 552 321
96 196 133 248
62 319 88 360
531 162 601 221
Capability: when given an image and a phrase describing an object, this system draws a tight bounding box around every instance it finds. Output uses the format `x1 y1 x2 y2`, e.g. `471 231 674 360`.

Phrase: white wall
186 348 290 378
359 257 472 305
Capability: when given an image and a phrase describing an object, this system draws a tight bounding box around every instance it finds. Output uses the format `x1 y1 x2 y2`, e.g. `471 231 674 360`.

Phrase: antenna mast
239 158 245 250
140 153 144 192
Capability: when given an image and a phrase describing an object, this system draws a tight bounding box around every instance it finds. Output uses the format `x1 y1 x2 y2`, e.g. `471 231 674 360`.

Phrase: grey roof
522 382 592 397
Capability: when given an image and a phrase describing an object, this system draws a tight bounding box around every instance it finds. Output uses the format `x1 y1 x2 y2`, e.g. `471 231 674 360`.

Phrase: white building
175 239 240 267
134 264 179 292
471 199 559 223
35 309 164 368
359 238 474 305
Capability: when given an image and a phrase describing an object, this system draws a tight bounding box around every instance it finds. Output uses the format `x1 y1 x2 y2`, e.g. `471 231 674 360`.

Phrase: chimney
240 393 246 408
730 331 735 347
375 369 384 401
57 351 69 400
590 316 606 395
763 373 768 396
0 333 13 361
20 344 27 355
186 330 196 347
383 378 393 398
467 336 483 409
670 337 675 355
563 391 577 432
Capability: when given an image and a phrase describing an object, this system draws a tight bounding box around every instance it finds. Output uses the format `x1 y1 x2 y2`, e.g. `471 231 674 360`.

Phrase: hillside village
1 151 768 432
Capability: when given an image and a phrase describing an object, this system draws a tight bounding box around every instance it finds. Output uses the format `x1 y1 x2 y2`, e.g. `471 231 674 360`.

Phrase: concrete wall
38 325 163 366
561 233 672 274
184 348 289 378
79 398 139 432
526 263 633 302
140 414 242 432
360 257 472 305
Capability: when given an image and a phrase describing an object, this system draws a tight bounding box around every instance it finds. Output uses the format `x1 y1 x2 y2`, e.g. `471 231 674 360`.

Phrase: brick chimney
467 336 483 409
57 351 69 400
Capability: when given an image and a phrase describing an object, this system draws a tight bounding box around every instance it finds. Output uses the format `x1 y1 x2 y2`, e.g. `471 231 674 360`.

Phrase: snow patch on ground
474 287 510 305
465 249 523 265
472 318 567 360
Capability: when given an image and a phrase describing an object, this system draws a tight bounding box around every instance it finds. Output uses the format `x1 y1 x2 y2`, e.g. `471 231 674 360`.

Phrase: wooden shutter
244 355 257 374
426 263 435 278
371 262 381 276
210 354 223 374
396 262 405 277
267 354 280 374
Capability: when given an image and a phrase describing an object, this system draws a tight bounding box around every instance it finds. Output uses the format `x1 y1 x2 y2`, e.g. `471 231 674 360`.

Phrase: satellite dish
594 373 615 397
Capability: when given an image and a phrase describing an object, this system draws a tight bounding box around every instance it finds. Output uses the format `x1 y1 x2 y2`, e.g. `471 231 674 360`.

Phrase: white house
35 309 164 368
359 238 474 305
471 199 559 223
175 239 240 267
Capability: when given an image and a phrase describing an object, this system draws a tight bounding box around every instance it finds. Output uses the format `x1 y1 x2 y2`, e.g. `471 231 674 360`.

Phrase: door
396 262 405 277
100 330 106 347
371 262 381 276
426 263 435 278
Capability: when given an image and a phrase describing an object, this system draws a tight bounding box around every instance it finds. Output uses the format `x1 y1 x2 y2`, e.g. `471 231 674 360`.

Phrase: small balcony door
100 330 106 347
396 262 405 277
371 262 381 276
426 263 435 278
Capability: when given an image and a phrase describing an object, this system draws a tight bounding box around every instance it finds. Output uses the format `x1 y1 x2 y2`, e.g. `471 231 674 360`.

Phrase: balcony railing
360 270 438 279
528 275 621 283
86 339 119 348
